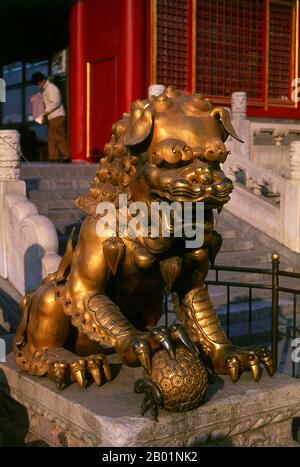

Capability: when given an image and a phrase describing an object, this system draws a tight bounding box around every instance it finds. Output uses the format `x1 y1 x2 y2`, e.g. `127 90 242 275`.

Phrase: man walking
31 71 70 162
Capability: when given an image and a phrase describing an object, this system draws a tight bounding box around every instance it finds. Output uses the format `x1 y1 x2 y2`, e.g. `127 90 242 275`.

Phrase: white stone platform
1 353 300 447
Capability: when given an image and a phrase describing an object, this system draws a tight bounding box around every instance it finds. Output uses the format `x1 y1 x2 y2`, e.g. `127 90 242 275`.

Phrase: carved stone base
1 353 300 447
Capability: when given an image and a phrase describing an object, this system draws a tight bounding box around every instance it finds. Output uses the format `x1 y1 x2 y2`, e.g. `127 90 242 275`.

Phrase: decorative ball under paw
150 344 208 411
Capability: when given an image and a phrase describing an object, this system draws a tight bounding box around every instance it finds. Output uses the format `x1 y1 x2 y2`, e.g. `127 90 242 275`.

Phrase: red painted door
88 57 118 158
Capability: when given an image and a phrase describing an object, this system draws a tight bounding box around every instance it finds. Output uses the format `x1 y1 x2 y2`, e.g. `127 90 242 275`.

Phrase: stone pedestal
1 353 300 447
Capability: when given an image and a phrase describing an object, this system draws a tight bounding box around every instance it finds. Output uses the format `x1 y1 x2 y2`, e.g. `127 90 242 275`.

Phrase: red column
69 0 87 161
120 0 146 114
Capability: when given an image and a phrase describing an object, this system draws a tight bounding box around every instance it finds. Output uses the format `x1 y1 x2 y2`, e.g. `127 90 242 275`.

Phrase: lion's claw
132 339 152 374
254 347 274 376
48 361 68 390
134 378 163 421
247 354 262 382
70 359 87 388
151 326 175 359
87 354 111 386
225 356 240 382
169 323 197 356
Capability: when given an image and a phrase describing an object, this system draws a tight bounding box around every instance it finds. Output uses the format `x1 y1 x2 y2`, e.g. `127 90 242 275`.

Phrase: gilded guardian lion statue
14 87 273 417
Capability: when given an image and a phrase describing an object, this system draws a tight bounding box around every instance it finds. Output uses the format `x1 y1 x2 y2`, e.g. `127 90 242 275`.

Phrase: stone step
33 199 77 212
218 229 236 239
44 209 85 224
224 310 297 348
20 162 98 179
25 178 91 191
206 267 272 284
220 238 254 252
216 249 270 266
27 188 85 201
217 298 293 325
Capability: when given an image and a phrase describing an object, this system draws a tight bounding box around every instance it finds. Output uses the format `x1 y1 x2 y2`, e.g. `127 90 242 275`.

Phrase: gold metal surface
14 88 273 412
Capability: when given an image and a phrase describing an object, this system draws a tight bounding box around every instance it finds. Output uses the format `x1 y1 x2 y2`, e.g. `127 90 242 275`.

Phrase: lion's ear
210 107 244 143
123 108 154 147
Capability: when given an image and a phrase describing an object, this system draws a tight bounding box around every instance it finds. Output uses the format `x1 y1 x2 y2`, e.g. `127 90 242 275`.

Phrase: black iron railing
205 254 300 378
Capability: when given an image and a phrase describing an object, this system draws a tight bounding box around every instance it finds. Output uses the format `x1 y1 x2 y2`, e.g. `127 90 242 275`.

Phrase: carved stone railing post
0 129 21 180
226 92 250 160
231 92 247 120
289 141 300 179
0 129 61 295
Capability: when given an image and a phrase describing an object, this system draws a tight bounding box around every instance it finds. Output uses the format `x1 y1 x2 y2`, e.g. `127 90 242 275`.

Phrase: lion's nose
204 140 228 163
187 168 214 186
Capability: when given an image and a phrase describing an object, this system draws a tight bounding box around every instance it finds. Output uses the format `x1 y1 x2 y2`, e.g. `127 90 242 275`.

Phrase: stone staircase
208 212 300 369
19 162 300 376
20 162 97 255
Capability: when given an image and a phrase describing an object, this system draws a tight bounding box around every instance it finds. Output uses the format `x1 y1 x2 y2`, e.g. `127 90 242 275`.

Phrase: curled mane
75 108 141 216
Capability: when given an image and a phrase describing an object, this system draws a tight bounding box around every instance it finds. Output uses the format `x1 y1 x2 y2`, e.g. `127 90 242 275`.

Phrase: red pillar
120 0 146 114
69 0 87 161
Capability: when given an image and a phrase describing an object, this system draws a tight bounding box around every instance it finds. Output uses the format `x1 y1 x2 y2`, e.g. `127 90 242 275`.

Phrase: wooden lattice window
151 0 299 112
268 1 295 102
155 0 191 90
196 0 265 101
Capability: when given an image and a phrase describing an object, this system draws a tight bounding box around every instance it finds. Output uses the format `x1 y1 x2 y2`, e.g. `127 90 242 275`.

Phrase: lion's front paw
121 323 197 374
46 348 112 390
210 345 274 382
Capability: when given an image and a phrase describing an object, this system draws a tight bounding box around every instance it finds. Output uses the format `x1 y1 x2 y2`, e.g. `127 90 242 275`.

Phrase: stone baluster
231 92 247 120
0 130 21 179
252 179 265 196
268 182 281 204
245 175 254 190
228 165 241 182
272 129 288 146
289 141 300 179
